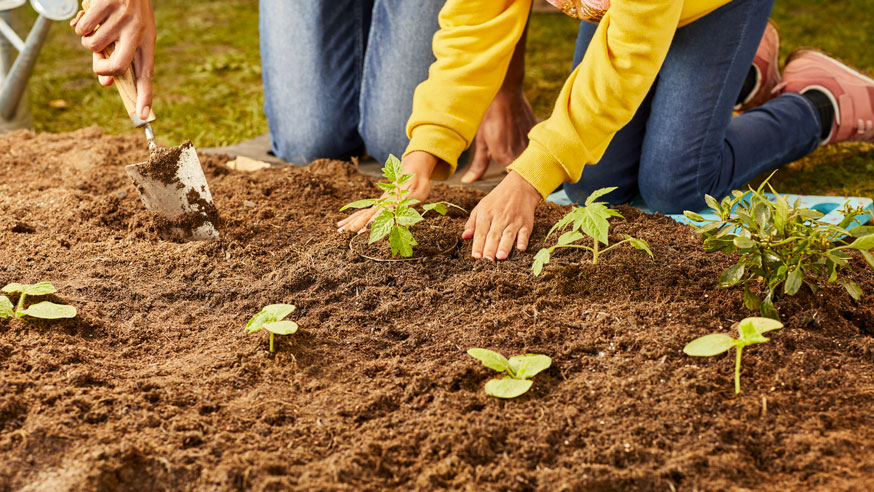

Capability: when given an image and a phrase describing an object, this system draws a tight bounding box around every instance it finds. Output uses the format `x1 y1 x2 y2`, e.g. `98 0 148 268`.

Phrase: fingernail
142 106 151 119
472 252 481 259
461 173 473 183
497 250 507 260
337 227 344 232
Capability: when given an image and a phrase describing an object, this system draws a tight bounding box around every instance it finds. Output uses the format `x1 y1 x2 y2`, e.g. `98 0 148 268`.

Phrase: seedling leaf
423 202 448 216
467 348 511 373
508 354 552 379
557 230 583 247
861 250 874 269
684 211 705 222
340 199 377 211
394 206 424 227
784 267 803 295
370 210 394 244
744 317 783 334
839 279 863 300
383 154 402 182
683 334 737 356
0 296 13 318
1 283 24 294
719 264 745 288
584 187 617 206
484 378 533 399
18 301 77 319
743 286 761 312
847 234 874 251
626 236 654 259
532 248 551 277
849 226 874 238
389 225 416 257
247 304 295 333
264 320 299 335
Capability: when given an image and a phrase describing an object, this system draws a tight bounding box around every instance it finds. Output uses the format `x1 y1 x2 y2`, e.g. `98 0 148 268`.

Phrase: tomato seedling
532 187 653 275
683 317 783 395
341 154 465 257
246 304 299 353
0 282 77 320
685 175 874 320
467 348 552 398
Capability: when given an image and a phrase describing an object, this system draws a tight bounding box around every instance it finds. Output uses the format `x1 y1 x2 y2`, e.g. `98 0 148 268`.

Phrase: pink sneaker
779 49 874 145
737 19 781 112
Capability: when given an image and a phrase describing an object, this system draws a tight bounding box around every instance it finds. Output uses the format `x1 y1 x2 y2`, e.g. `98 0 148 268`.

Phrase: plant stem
269 332 274 353
15 292 26 318
735 346 743 395
592 238 600 264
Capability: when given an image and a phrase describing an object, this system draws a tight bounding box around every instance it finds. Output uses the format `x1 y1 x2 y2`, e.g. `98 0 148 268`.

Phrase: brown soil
1 127 874 492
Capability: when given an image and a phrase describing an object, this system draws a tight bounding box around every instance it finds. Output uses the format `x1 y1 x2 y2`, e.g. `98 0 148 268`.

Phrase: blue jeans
259 0 442 165
563 0 822 214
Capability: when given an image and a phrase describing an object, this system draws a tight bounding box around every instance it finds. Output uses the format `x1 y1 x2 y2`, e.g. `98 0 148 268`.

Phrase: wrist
402 151 440 180
508 171 541 202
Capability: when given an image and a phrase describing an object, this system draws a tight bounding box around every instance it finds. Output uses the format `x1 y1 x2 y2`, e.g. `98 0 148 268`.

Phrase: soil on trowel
1 126 874 492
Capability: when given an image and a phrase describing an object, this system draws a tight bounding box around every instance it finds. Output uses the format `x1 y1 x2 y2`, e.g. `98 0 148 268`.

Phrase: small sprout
0 282 77 320
246 304 299 353
686 173 874 320
341 154 466 257
533 187 653 275
467 348 552 398
683 317 783 395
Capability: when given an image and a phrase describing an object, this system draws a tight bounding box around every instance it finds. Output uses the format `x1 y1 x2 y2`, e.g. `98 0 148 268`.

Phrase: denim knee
638 164 709 214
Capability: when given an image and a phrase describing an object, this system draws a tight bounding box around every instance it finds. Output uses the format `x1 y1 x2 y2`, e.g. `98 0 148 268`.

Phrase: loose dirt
1 127 873 491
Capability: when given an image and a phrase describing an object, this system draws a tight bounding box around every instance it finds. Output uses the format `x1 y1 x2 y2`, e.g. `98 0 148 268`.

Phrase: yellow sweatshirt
404 0 733 198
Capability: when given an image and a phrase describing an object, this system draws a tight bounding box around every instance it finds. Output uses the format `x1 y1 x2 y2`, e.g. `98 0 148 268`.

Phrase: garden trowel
81 0 219 242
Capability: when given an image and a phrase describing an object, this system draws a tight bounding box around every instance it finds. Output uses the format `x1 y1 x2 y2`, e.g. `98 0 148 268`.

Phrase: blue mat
546 190 874 229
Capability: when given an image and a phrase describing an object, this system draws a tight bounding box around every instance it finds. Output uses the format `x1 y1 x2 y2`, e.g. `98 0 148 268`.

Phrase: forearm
404 0 532 180
508 0 684 198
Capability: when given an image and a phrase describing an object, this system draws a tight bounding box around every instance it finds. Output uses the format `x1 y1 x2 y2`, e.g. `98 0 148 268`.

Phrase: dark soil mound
1 127 873 491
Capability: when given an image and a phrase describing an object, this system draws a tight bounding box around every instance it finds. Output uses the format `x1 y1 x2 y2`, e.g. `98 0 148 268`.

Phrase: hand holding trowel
81 0 219 242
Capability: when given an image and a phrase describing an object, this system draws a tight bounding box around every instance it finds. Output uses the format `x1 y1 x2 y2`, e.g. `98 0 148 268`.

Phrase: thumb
462 138 490 183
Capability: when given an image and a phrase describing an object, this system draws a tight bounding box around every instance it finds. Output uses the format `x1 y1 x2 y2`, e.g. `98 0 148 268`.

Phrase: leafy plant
467 348 552 398
683 317 783 395
246 304 299 353
685 176 874 320
341 154 466 257
0 282 77 320
532 187 653 275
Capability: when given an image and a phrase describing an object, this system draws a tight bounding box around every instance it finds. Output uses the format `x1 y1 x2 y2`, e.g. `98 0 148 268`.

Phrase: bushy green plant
246 304 299 353
341 154 465 257
684 317 783 395
532 187 653 276
467 348 552 398
685 177 874 320
0 282 77 320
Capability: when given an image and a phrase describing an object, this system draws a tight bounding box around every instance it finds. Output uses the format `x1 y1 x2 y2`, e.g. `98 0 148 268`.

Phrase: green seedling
341 154 465 257
683 317 783 395
467 348 552 398
685 173 874 320
246 304 299 353
0 282 77 320
533 187 653 275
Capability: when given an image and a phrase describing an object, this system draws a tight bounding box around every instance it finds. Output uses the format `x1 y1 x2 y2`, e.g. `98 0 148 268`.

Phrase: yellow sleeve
404 0 531 180
508 0 684 198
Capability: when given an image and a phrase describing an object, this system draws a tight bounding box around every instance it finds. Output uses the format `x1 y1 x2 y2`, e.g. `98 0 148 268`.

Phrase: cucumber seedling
685 175 874 320
246 304 299 353
341 154 465 258
467 348 552 398
683 317 783 395
0 282 77 320
533 187 653 276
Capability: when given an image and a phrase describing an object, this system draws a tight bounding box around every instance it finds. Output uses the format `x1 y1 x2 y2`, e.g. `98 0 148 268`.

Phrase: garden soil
1 127 874 492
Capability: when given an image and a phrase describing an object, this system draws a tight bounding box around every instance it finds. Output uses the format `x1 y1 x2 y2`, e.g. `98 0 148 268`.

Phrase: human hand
336 151 437 233
72 0 156 120
462 171 541 261
462 88 536 183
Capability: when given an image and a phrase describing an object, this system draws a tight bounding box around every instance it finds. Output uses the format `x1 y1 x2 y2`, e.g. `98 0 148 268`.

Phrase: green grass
22 1 874 200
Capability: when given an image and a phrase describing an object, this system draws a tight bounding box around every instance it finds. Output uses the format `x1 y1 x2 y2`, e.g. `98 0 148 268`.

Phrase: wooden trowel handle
82 0 157 128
